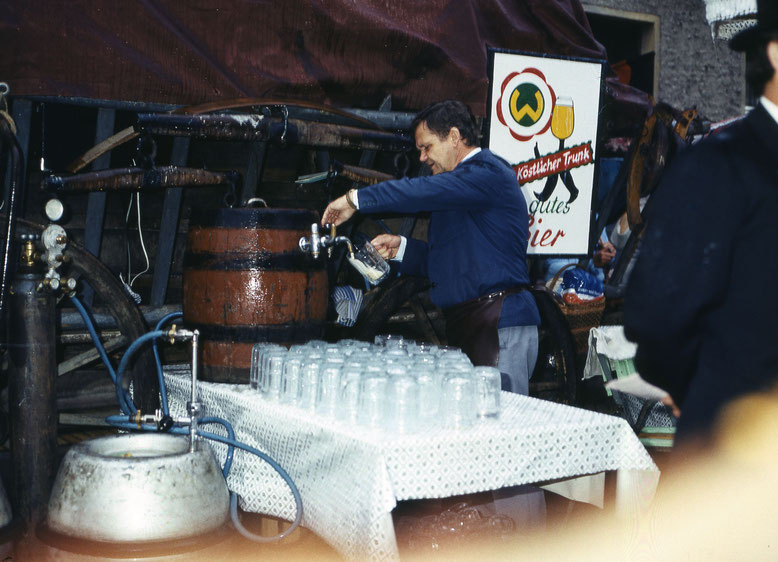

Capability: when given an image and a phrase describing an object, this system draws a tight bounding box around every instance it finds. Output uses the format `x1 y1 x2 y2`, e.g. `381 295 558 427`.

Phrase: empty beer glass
279 357 303 406
374 334 404 348
299 353 323 411
250 343 283 391
262 350 287 401
441 370 476 430
416 366 443 430
388 371 420 433
359 370 389 430
316 356 344 418
474 366 501 419
339 364 364 425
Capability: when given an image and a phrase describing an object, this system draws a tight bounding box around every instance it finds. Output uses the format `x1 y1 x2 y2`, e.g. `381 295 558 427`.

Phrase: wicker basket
549 264 606 353
560 297 605 353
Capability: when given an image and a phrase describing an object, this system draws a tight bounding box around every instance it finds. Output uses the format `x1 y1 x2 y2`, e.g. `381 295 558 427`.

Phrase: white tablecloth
164 373 659 561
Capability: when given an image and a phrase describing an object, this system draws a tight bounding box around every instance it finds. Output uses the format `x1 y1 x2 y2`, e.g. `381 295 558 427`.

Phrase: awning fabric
0 0 611 115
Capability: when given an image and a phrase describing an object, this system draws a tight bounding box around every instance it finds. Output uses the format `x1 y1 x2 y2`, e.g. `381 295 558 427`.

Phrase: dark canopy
1 0 611 115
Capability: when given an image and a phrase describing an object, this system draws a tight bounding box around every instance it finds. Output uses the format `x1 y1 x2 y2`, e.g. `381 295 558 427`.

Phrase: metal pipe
136 113 413 151
15 95 416 129
189 329 200 453
0 120 24 325
58 304 182 332
44 166 239 193
325 236 355 258
7 245 58 528
17 94 179 113
338 163 395 185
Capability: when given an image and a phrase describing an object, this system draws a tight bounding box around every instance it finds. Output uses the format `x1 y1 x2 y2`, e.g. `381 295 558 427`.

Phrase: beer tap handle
298 223 322 259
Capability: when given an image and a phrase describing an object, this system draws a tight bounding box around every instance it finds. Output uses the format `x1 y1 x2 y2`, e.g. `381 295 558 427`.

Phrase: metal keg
45 433 229 543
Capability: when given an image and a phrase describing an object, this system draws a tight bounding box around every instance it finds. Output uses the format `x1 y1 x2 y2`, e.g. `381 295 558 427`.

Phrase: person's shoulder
473 148 507 165
464 148 514 175
689 107 769 160
663 120 743 175
653 112 759 199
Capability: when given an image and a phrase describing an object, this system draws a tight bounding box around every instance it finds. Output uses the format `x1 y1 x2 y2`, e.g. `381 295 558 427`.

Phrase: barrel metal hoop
183 251 325 271
190 323 326 343
189 208 319 230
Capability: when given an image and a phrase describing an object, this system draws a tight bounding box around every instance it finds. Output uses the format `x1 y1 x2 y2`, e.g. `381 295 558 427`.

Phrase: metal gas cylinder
0 480 11 528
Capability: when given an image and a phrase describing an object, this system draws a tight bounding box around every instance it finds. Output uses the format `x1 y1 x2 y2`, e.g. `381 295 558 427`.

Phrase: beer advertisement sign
487 49 605 255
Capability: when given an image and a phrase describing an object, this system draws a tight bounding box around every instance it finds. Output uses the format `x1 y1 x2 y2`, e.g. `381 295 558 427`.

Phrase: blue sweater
357 149 540 327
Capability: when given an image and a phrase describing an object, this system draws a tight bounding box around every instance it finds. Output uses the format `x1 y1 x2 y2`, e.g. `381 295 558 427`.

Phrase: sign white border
487 50 604 256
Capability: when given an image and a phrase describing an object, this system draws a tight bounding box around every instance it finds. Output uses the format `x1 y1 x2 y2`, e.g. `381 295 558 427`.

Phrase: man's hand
371 234 402 259
321 194 356 227
661 394 682 418
593 241 616 268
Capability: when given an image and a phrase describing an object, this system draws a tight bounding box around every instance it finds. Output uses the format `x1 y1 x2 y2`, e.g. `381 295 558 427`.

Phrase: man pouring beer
322 100 540 395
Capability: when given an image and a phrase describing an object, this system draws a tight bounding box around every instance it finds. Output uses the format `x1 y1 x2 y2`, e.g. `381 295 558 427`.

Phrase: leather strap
625 112 657 230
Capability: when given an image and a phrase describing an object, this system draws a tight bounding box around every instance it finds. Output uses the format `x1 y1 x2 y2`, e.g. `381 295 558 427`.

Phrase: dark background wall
584 0 745 122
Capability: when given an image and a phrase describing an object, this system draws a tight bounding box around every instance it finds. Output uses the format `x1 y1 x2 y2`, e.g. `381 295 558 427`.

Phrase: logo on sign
496 68 555 141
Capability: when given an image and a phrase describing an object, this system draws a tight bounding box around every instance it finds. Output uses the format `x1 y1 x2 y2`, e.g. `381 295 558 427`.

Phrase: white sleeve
393 236 407 262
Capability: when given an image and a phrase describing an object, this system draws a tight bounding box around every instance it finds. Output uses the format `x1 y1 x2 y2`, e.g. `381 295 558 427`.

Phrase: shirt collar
760 96 778 124
461 147 481 162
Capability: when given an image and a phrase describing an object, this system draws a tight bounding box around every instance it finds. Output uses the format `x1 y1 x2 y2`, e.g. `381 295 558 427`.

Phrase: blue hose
69 295 134 414
152 311 183 415
106 415 236 479
104 418 303 541
208 436 304 542
97 323 303 543
199 417 236 478
115 330 167 415
69 295 117 383
105 419 159 433
190 428 303 523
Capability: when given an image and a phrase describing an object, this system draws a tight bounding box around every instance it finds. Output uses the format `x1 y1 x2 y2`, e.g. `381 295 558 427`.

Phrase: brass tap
298 222 355 259
19 235 39 267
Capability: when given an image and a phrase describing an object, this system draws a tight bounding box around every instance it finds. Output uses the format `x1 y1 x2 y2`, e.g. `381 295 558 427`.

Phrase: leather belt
454 285 529 309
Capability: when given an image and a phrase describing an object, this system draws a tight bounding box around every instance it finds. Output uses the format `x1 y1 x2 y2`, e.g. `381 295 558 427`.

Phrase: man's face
415 122 458 175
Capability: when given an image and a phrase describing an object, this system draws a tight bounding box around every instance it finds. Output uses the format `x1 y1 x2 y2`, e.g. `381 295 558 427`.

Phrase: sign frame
485 47 608 257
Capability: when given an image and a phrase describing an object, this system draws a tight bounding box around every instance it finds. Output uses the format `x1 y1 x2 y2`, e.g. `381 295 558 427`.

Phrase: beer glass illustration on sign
551 96 574 140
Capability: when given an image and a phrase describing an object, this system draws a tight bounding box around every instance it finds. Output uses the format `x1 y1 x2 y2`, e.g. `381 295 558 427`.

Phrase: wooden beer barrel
183 207 327 383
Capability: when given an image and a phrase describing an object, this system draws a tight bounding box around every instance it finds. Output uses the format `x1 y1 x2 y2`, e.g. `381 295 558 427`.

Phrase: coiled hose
70 296 303 541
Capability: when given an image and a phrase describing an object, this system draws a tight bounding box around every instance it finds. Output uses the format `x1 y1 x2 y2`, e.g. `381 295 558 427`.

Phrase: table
164 372 659 560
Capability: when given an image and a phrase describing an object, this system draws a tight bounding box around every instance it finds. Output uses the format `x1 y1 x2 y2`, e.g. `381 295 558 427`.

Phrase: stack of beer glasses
248 334 503 433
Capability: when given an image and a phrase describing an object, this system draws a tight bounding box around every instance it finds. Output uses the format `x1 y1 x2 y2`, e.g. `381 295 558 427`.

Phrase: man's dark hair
745 32 778 96
411 100 479 146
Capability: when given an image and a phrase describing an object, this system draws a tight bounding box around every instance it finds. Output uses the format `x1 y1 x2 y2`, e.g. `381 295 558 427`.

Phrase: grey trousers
497 324 539 396
494 323 545 529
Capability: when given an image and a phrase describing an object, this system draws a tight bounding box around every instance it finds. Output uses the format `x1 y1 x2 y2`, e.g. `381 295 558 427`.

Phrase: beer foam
347 256 386 283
